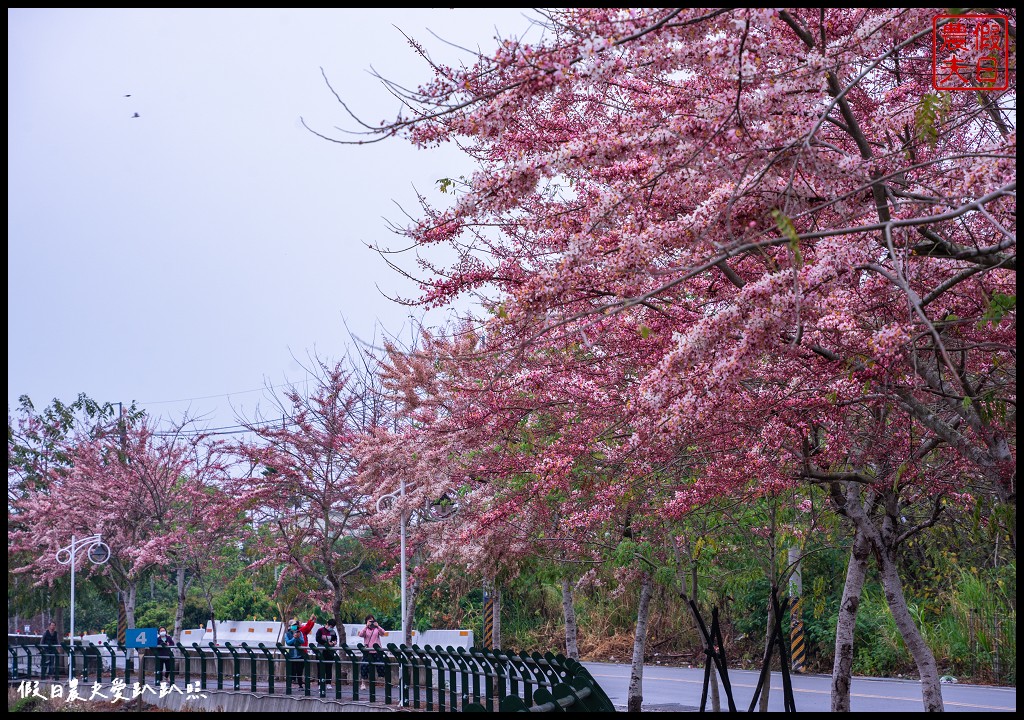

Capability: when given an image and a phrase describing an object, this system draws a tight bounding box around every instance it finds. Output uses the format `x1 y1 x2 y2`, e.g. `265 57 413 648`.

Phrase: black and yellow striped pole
788 547 806 673
790 596 806 672
483 586 494 649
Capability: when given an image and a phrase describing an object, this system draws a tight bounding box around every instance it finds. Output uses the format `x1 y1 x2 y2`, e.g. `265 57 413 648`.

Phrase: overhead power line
140 381 297 405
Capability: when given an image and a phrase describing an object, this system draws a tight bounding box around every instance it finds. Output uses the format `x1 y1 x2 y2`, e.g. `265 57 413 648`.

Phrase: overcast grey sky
8 8 538 433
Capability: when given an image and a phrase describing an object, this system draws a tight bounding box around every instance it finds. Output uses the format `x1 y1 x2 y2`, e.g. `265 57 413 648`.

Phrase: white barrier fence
183 621 473 651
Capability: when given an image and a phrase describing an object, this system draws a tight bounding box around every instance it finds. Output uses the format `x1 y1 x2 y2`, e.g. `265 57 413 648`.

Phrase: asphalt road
581 662 1017 712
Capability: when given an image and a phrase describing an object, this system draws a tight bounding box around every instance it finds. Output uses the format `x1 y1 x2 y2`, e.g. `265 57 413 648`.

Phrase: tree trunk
124 583 137 630
840 486 945 712
561 577 580 659
876 541 945 711
402 577 419 646
331 595 343 632
206 592 217 645
174 567 187 641
758 599 774 711
627 571 654 713
832 526 871 712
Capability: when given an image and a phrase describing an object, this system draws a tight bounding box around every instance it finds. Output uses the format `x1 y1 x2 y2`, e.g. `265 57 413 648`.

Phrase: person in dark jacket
314 618 339 688
155 626 175 681
41 621 60 678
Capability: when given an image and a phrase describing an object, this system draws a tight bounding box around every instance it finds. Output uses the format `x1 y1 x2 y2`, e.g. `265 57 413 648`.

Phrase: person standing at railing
357 614 386 691
285 617 313 689
315 618 339 689
155 626 176 682
41 621 59 678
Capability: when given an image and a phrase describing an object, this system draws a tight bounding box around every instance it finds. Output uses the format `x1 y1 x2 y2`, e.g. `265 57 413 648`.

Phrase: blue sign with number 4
126 627 158 648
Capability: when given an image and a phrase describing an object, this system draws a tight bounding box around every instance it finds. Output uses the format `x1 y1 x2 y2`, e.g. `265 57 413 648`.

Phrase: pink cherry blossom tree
314 8 1014 712
231 354 387 624
10 414 228 631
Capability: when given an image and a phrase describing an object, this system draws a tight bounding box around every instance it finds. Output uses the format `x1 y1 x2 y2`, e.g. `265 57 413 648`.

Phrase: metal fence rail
7 639 616 712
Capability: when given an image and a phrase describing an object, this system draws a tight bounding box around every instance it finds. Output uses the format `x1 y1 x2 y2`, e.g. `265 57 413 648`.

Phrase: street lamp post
55 534 111 681
375 481 459 647
377 481 409 645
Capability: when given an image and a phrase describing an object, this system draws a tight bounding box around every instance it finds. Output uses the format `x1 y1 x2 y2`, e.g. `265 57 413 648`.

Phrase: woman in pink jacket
356 614 386 690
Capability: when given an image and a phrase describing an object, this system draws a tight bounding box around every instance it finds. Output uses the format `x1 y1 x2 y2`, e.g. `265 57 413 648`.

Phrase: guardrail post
411 645 435 711
240 642 258 693
302 645 312 697
429 646 449 712
475 647 499 708
449 645 471 709
119 643 132 688
340 644 359 701
390 643 414 707
209 643 226 689
223 642 241 690
180 643 192 688
309 646 325 698
8 647 20 681
61 640 75 681
23 644 37 680
387 643 407 708
430 645 458 711
141 646 152 687
101 642 118 684
457 646 483 705
532 650 554 687
520 650 547 700
84 642 99 683
276 642 295 695
546 651 570 685
503 649 526 705
192 643 207 690
468 647 491 708
486 647 509 708
332 646 343 700
382 644 395 704
78 643 89 682
50 642 64 681
153 646 163 686
94 641 105 683
355 644 370 702
257 643 276 694
408 644 424 708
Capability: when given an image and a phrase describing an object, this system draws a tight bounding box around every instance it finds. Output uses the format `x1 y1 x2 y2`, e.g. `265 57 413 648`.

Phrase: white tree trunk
402 577 419 647
627 571 654 713
832 525 871 711
125 583 137 630
842 488 945 712
561 577 579 659
877 541 944 711
174 567 187 641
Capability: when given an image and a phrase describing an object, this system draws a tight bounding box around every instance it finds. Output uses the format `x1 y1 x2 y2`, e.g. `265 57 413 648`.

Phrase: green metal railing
6 640 615 712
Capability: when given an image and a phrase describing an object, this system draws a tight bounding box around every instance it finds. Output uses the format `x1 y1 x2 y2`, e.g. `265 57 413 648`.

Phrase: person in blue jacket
285 617 308 689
